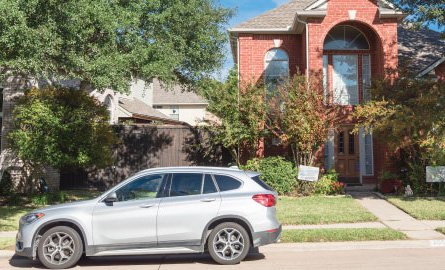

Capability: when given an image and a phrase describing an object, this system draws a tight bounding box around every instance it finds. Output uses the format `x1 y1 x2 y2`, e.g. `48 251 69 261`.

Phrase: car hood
36 199 97 213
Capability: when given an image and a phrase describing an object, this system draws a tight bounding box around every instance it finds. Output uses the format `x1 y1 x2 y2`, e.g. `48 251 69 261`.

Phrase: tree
9 87 117 190
266 74 340 167
199 69 267 165
391 0 445 34
353 73 445 193
0 0 232 92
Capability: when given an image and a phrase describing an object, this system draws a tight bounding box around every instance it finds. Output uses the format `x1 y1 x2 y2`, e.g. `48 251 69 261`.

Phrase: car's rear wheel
207 222 250 265
37 226 83 269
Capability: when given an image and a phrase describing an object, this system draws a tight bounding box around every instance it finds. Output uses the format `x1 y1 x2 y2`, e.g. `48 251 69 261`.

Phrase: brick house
229 0 445 185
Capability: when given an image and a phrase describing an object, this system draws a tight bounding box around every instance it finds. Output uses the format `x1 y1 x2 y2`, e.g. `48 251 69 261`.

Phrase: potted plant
378 171 403 194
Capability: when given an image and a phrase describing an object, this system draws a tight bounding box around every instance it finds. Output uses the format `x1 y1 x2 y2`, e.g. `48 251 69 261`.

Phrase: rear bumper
252 225 282 247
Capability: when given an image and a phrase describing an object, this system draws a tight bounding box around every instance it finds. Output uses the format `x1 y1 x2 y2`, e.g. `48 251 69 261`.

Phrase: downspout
237 36 241 166
294 14 309 77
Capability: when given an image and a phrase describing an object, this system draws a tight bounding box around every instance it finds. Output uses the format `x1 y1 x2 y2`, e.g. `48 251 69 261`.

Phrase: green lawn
387 197 445 220
0 189 101 232
0 238 15 250
0 206 34 231
276 196 378 225
281 228 407 243
436 228 445 235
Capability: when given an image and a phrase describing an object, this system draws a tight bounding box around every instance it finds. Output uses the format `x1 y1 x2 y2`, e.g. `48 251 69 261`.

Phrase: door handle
200 198 216 202
139 204 155 208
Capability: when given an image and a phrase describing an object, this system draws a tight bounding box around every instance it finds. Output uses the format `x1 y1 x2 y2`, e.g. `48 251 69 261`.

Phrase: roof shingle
232 0 316 30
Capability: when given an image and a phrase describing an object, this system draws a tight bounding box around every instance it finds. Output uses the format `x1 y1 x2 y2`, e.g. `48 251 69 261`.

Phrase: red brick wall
307 0 398 76
436 62 445 82
238 34 304 83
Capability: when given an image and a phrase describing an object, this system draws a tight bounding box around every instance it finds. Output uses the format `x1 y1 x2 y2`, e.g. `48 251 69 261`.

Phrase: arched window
264 48 289 93
324 25 370 50
104 95 114 124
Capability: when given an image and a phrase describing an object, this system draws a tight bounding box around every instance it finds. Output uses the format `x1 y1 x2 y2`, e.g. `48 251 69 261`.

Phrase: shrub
0 171 14 196
314 170 344 195
31 191 68 206
242 157 297 195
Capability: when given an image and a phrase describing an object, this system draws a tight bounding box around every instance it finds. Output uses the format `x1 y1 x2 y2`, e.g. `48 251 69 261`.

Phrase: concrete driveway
2 242 445 270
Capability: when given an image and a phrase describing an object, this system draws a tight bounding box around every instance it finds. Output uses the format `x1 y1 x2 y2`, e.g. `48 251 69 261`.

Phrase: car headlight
20 213 45 225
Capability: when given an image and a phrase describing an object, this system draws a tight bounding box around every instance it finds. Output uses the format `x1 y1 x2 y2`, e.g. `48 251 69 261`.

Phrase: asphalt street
2 243 445 270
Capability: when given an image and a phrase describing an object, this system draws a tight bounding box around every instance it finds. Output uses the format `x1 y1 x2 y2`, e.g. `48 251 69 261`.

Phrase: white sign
426 166 445 183
298 165 320 182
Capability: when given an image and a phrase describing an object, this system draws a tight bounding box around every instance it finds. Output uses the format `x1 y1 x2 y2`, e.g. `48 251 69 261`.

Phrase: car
15 167 281 269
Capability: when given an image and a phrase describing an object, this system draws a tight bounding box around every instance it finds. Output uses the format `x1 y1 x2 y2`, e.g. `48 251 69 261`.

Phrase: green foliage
242 157 297 195
0 0 232 91
31 191 68 206
314 170 345 195
0 171 14 196
391 0 445 35
200 68 267 164
267 74 340 166
9 87 117 170
354 73 445 194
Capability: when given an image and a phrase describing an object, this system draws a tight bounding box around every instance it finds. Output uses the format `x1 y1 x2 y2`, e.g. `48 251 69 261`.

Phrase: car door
156 173 221 246
91 173 167 248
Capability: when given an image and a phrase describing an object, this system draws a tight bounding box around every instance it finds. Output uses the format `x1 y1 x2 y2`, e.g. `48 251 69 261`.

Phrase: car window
115 174 165 202
213 175 242 192
170 173 203 197
203 174 218 194
251 175 273 191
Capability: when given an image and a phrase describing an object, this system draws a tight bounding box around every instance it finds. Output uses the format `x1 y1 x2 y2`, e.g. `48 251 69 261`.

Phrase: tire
37 226 83 269
207 222 250 265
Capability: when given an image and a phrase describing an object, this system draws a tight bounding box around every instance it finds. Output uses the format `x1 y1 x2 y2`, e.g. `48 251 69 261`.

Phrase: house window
364 133 374 175
362 54 371 102
348 131 355 155
338 132 345 154
169 106 179 120
264 48 289 95
324 25 370 50
323 55 329 101
324 25 371 106
153 105 163 109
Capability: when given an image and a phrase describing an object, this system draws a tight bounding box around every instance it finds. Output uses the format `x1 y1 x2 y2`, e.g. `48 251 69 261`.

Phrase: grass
0 189 101 232
276 196 378 225
0 206 34 231
436 228 445 235
281 228 407 243
0 238 15 250
387 196 445 220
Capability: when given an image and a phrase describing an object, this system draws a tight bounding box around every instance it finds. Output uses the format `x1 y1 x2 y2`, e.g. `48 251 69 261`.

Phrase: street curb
262 240 445 252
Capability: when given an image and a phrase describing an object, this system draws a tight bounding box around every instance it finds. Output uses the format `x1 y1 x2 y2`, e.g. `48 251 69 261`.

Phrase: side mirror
104 192 118 205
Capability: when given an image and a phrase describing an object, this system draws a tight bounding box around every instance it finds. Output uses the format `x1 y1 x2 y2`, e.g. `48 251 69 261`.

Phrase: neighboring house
229 0 445 185
91 78 209 126
0 76 209 190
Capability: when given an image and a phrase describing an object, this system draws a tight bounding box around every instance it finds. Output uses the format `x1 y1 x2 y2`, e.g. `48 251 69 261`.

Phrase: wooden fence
61 125 231 189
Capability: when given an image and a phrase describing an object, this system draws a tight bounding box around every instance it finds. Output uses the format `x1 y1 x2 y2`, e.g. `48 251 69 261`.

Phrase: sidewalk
350 192 445 240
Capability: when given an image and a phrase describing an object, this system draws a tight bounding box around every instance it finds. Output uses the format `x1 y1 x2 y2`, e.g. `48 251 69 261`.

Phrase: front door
91 173 167 248
335 127 360 183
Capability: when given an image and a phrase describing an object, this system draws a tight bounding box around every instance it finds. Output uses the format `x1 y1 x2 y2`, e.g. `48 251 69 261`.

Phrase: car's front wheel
207 222 250 265
37 226 83 269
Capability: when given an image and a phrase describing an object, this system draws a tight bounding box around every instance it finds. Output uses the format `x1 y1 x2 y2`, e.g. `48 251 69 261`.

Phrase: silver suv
16 167 281 269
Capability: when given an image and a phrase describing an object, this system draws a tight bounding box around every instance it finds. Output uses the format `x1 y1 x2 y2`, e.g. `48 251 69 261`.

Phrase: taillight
252 194 276 207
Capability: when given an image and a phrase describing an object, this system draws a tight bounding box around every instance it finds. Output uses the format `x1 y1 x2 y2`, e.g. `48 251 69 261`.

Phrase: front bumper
252 225 282 247
15 224 36 259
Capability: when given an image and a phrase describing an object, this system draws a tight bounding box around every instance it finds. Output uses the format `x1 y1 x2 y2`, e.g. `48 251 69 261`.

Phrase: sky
214 0 288 80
